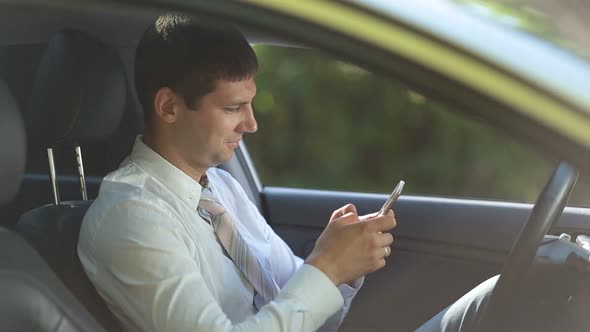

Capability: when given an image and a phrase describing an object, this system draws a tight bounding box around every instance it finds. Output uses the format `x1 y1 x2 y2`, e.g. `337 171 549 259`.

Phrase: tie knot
198 187 225 216
199 174 210 189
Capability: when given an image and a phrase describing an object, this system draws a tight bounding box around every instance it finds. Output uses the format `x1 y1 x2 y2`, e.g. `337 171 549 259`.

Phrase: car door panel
262 186 590 331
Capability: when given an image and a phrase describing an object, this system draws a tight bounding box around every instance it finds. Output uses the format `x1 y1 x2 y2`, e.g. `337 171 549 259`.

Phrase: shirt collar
128 135 203 209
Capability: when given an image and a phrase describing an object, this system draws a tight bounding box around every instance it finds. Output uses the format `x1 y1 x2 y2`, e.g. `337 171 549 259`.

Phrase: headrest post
47 147 61 205
75 145 88 200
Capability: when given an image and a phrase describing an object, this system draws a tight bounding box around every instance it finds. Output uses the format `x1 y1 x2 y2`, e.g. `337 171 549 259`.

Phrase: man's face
174 77 258 171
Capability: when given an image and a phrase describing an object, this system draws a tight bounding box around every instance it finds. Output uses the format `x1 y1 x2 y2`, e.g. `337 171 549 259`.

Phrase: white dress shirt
78 136 362 332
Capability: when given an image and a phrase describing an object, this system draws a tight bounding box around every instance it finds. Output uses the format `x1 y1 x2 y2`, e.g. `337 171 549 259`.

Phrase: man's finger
339 204 357 217
334 211 360 225
331 204 358 221
359 211 379 221
380 209 395 218
375 232 394 247
368 214 397 232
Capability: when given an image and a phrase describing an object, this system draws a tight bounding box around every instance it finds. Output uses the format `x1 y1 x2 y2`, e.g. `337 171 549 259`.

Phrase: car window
245 45 559 203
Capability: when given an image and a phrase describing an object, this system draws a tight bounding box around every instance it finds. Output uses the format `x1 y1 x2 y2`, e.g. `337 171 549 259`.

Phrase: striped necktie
197 186 280 309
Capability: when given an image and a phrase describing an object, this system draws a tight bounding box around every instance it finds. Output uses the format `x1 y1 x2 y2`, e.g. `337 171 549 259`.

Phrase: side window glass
245 45 560 203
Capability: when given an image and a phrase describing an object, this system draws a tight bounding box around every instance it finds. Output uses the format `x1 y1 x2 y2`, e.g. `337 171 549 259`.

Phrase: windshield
452 0 590 61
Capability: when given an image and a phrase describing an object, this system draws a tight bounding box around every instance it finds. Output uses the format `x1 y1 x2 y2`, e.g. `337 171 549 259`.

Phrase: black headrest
27 29 127 149
0 80 26 204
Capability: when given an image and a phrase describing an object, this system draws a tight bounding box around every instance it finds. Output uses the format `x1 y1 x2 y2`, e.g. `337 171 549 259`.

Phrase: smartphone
378 180 404 216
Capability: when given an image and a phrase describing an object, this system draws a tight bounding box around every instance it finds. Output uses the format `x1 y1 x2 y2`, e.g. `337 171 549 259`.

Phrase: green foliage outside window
246 46 555 203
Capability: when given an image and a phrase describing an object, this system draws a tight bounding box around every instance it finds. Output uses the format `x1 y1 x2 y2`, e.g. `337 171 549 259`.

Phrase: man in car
78 13 493 332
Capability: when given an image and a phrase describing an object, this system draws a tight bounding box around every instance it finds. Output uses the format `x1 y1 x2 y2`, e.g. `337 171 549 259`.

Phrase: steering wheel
478 161 578 331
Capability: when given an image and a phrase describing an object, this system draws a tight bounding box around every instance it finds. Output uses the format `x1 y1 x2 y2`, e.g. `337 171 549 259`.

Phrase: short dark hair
134 14 258 127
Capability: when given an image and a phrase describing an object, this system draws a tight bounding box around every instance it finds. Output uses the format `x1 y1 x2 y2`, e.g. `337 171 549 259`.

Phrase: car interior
2 2 590 332
0 79 105 331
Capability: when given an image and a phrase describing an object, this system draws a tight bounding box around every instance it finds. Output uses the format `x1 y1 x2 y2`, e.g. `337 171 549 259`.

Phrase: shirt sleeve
223 171 365 331
264 216 364 332
79 200 345 332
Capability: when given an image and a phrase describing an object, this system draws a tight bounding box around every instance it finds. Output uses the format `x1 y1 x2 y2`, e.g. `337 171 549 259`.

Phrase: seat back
0 227 106 332
0 81 25 204
0 79 105 332
15 29 128 331
16 201 119 328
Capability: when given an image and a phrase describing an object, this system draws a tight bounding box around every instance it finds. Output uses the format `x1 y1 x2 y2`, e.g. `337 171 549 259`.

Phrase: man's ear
153 87 179 124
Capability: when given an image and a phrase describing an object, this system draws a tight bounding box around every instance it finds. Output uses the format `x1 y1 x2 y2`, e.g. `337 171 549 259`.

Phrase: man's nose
239 106 258 133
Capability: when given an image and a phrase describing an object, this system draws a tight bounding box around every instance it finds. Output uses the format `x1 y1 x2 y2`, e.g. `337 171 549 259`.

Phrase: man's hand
305 204 396 286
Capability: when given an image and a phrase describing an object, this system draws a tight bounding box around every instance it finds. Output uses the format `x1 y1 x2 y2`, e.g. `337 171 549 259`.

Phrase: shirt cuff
280 264 344 321
339 276 364 300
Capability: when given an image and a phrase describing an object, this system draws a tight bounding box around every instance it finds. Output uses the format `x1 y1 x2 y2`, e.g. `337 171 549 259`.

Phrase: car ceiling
0 4 151 47
0 3 301 48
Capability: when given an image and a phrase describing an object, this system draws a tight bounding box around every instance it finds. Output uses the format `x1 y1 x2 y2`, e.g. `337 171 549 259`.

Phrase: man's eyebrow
226 100 251 106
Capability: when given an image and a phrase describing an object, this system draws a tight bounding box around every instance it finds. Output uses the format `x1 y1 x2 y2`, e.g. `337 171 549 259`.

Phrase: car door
228 44 590 332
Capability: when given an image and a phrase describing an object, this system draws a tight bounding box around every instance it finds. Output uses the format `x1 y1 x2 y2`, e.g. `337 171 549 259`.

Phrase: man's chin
212 150 235 167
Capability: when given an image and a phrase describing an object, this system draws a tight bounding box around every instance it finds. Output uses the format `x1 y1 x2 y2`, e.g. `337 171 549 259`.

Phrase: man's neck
141 133 207 184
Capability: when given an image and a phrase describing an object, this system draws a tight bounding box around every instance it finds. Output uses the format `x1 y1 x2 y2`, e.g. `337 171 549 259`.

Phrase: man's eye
225 107 239 113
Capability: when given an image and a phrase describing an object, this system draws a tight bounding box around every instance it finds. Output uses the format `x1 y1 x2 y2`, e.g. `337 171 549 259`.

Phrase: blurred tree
450 0 590 205
247 46 555 203
528 0 590 60
454 0 590 60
